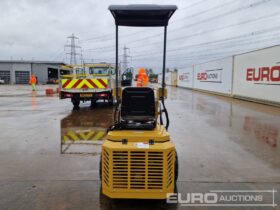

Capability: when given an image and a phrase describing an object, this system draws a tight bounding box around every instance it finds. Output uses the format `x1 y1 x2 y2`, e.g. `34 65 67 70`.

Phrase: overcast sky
0 0 279 72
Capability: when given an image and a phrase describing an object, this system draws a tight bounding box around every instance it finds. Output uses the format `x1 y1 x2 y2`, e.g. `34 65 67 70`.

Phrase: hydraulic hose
161 100 169 130
159 104 163 125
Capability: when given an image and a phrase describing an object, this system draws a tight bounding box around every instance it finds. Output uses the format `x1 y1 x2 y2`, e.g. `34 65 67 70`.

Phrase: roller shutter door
15 71 30 84
0 71 11 84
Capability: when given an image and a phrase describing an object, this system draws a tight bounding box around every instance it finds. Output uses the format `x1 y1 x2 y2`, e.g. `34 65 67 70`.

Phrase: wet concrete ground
0 85 279 209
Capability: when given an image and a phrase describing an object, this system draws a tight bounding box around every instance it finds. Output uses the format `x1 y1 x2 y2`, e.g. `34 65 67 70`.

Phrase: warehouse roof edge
0 60 65 65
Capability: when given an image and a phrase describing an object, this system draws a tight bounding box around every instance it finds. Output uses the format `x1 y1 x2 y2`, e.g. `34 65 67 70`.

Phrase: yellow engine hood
106 124 170 142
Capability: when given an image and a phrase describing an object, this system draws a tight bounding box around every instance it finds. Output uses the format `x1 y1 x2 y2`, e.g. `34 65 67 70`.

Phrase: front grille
102 149 110 187
130 151 146 189
103 149 174 190
166 150 174 188
112 151 128 189
147 152 163 189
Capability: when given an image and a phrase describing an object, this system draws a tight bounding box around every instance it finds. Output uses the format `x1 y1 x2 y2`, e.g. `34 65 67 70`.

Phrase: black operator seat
120 87 156 130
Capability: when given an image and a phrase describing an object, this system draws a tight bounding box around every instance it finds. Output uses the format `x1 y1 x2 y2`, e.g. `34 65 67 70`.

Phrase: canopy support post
162 26 167 103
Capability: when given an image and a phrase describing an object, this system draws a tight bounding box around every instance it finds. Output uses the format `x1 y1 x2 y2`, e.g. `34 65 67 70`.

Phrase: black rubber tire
99 185 113 210
91 100 97 108
72 99 80 108
175 151 178 182
108 100 113 106
108 94 114 106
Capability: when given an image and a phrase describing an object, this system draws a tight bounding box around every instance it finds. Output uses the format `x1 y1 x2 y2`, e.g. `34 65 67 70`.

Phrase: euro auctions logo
246 66 280 85
197 68 222 83
179 73 189 82
167 189 277 207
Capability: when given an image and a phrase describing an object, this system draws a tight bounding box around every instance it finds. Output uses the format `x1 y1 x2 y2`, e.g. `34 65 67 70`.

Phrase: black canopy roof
108 4 177 27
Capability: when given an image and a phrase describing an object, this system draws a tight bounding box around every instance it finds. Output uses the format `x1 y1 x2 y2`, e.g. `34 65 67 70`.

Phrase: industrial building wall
233 45 280 104
193 57 233 95
33 64 61 84
0 63 31 84
12 64 31 84
0 62 64 84
33 64 48 84
177 66 193 88
0 63 12 84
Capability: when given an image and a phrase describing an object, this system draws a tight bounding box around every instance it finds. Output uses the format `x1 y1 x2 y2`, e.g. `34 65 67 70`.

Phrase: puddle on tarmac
60 105 113 155
243 116 278 148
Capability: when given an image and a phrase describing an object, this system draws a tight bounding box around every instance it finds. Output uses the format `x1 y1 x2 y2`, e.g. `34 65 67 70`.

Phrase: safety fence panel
193 57 233 95
165 72 172 86
233 45 280 104
177 66 193 88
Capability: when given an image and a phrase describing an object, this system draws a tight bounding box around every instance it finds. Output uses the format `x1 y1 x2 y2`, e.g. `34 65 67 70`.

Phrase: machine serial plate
135 142 149 149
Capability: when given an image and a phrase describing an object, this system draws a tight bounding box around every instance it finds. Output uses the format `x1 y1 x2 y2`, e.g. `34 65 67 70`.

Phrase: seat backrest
121 87 155 121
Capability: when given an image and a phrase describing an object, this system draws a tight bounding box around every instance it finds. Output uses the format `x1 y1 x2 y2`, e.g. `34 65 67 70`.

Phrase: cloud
0 0 279 72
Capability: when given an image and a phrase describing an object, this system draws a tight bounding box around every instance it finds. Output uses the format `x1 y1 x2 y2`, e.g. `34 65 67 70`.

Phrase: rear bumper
102 188 172 199
60 90 112 100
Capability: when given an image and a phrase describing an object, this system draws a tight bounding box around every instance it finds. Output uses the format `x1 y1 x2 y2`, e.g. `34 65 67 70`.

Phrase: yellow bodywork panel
157 88 167 100
112 87 122 100
102 139 175 199
107 124 170 142
62 74 109 78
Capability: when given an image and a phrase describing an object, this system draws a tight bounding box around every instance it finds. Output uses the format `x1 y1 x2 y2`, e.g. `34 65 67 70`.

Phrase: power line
168 35 280 61
170 0 273 32
83 9 278 54
139 38 279 70
79 0 208 43
179 0 207 10
174 43 279 68
82 0 274 54
81 0 272 47
79 0 233 43
168 38 280 69
83 34 280 69
167 25 280 52
50 48 64 61
124 0 274 47
78 0 278 70
170 0 237 23
132 36 280 62
98 33 280 66
87 25 280 61
130 25 280 58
